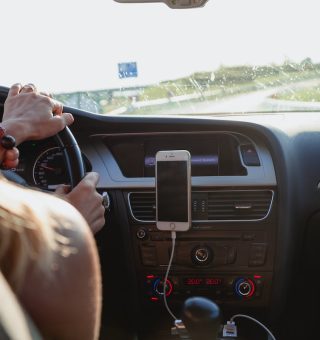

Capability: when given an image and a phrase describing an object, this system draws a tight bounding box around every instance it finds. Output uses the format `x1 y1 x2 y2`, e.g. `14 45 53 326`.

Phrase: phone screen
156 160 189 222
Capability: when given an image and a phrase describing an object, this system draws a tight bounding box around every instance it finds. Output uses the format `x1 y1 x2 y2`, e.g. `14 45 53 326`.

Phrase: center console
126 188 276 311
89 130 278 338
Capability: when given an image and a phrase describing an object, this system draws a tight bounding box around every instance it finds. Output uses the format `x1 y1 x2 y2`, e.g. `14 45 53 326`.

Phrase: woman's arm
0 179 102 340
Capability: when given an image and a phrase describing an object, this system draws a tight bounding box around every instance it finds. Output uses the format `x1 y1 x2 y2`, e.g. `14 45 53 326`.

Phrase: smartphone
156 150 191 231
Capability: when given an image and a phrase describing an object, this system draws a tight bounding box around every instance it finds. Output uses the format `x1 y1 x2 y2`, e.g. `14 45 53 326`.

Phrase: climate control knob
153 278 173 297
234 278 255 298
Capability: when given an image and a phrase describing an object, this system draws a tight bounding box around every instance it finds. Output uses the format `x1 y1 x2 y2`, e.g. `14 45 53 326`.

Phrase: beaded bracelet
0 126 16 150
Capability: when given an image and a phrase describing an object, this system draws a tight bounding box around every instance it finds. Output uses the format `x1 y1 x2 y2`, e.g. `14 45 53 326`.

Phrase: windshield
2 0 320 115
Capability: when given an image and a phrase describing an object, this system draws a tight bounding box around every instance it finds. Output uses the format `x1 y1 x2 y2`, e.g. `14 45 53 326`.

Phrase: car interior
1 0 320 339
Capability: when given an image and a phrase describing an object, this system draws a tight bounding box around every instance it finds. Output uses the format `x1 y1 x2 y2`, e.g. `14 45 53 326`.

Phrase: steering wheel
0 86 85 188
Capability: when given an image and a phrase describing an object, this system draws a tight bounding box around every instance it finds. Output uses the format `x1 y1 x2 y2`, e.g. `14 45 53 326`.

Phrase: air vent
128 190 273 222
129 192 156 222
206 190 273 221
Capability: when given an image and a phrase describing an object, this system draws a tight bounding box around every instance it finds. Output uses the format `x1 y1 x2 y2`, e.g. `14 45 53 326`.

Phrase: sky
1 0 320 93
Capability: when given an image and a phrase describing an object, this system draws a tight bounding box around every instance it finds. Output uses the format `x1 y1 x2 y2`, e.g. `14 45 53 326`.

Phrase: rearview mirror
113 0 209 9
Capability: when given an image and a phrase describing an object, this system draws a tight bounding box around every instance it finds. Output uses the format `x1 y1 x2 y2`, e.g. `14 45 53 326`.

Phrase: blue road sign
118 62 138 79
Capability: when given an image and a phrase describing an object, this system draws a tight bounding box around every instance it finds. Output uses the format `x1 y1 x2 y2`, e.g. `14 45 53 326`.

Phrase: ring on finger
20 84 36 93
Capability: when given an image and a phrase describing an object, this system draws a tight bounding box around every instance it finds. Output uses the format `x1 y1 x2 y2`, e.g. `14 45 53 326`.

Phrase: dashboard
1 90 320 340
75 113 320 340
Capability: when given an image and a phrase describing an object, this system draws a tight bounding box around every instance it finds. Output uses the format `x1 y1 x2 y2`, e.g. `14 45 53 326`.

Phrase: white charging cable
224 314 276 340
163 230 177 320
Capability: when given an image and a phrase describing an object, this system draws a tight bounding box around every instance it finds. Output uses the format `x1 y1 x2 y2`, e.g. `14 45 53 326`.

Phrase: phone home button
170 223 176 230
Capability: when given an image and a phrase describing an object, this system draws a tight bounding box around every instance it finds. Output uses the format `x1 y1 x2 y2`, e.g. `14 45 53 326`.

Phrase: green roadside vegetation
54 58 320 114
273 85 320 102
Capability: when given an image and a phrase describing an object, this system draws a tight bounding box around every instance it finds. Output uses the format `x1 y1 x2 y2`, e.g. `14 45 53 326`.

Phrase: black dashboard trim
127 189 275 223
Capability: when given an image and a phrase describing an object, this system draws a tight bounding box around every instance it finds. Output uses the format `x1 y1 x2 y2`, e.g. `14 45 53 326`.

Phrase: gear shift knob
181 297 221 340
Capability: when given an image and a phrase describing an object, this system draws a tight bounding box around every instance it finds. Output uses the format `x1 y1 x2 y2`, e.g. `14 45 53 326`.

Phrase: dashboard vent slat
206 190 273 221
129 192 156 222
128 190 273 223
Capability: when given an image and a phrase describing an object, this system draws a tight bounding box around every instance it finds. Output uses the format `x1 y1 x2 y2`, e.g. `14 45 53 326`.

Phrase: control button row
249 243 267 267
145 274 264 302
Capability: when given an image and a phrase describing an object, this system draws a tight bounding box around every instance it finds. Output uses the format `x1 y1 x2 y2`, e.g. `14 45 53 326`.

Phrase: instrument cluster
13 139 70 190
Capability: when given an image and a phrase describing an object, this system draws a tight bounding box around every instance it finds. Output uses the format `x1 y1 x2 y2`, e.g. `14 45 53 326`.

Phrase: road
109 78 320 116
150 79 320 115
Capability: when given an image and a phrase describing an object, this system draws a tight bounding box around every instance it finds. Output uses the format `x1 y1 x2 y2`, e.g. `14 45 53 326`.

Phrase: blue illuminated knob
234 278 255 298
153 278 173 297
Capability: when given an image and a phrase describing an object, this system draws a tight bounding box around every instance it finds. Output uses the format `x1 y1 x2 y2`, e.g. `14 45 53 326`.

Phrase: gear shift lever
179 296 221 340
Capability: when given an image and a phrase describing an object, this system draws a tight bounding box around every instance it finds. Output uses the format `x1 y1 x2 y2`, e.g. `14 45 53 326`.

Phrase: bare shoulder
0 178 101 340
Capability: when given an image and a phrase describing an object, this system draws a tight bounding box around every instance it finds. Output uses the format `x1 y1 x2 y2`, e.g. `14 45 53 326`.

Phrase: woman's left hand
2 83 74 145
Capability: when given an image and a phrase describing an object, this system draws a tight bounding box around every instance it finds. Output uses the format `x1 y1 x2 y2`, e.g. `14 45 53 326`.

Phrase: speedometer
33 147 70 190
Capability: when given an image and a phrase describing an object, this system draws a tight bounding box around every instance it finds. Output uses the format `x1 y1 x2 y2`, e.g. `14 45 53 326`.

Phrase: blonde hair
0 177 76 292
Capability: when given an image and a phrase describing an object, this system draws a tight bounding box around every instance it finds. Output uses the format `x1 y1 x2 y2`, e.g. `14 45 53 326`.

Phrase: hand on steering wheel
1 84 85 187
2 83 74 145
0 84 105 233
